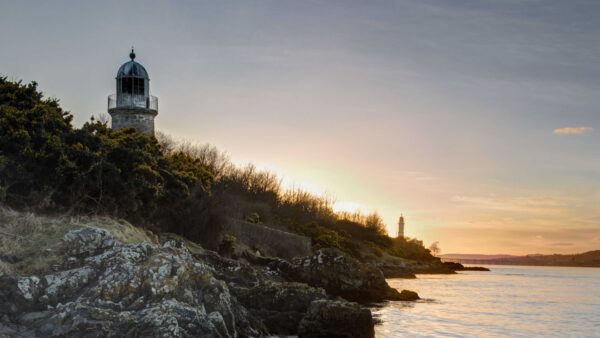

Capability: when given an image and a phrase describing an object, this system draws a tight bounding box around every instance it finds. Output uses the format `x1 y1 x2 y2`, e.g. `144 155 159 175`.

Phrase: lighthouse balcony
108 93 158 113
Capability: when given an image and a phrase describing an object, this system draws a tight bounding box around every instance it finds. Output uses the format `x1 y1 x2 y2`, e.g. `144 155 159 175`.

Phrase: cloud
451 195 566 212
553 127 593 135
550 242 574 247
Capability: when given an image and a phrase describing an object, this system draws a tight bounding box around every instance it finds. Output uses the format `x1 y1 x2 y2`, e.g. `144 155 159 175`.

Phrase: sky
1 0 599 255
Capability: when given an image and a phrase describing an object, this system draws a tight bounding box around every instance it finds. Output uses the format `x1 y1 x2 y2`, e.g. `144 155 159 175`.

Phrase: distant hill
441 254 517 261
441 251 600 268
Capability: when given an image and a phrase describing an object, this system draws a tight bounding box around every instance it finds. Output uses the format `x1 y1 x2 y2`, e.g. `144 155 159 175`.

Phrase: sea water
374 265 600 337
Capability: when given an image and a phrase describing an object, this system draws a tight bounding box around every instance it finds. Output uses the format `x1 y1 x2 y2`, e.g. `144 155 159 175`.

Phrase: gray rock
2 229 265 337
63 227 119 257
279 248 414 303
2 226 378 337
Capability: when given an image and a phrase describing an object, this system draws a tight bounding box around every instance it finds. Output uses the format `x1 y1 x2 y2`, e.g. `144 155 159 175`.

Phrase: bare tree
429 241 441 256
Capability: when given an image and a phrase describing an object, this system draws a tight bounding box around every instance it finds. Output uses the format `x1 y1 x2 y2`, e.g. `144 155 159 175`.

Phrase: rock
410 261 490 273
0 254 18 263
280 248 412 303
2 223 381 337
404 261 457 274
62 227 119 257
1 228 266 337
369 262 416 279
298 299 374 338
398 289 420 301
460 266 490 271
441 262 489 271
233 281 328 334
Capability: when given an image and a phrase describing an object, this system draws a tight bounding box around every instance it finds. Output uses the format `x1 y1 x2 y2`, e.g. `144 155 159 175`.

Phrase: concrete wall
224 219 312 260
109 108 156 134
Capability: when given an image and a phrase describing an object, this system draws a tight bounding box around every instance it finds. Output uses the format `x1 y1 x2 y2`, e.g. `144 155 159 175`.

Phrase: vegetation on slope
0 77 435 262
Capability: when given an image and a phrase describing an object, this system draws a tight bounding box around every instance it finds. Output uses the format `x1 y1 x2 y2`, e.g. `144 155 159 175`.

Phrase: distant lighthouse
398 215 405 238
108 48 158 134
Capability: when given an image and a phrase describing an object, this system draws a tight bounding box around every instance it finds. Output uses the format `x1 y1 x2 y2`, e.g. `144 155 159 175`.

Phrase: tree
429 241 441 256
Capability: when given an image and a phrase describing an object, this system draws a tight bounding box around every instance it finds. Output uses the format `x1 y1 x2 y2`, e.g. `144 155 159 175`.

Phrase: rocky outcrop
405 261 457 274
442 262 490 271
0 227 263 337
370 262 417 279
233 281 328 334
460 266 490 271
0 225 377 337
275 248 419 303
298 299 375 338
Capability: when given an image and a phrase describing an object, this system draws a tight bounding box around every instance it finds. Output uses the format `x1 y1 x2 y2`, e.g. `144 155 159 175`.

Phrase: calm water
374 265 600 337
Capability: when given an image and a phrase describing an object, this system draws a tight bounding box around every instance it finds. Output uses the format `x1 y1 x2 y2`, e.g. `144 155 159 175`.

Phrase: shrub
0 77 435 261
219 234 236 257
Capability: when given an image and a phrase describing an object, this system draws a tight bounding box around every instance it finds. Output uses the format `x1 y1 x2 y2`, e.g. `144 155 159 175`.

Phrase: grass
0 206 155 276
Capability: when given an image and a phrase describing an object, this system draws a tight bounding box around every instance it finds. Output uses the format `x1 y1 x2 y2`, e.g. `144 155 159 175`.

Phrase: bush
0 77 435 261
219 234 236 257
388 237 436 261
0 78 218 241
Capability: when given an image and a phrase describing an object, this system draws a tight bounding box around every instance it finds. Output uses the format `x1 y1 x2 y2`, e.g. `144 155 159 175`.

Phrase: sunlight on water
373 266 600 337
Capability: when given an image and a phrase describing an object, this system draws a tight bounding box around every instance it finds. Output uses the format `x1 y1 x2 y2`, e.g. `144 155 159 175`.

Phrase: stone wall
224 219 312 259
109 108 156 134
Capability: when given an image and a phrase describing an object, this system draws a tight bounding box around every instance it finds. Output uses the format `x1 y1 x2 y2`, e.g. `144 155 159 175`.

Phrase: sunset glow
2 0 599 255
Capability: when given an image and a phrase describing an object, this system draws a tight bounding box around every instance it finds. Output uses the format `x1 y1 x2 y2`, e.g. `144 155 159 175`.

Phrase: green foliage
366 241 384 257
0 78 214 231
0 79 73 208
245 212 261 224
289 222 362 259
0 77 435 261
388 237 437 261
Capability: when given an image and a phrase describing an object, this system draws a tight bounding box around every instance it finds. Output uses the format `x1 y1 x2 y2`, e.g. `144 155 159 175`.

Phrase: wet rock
398 289 419 301
298 299 374 338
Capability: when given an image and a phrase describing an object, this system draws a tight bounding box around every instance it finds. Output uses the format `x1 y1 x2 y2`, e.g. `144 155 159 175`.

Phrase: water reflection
373 266 600 337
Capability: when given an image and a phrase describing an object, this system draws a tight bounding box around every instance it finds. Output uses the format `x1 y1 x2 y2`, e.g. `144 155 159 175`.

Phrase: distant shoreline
460 262 600 268
440 250 600 268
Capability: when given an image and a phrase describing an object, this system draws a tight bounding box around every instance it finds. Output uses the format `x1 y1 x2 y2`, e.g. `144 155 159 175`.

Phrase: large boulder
276 248 418 303
298 299 374 338
233 281 328 334
1 227 265 337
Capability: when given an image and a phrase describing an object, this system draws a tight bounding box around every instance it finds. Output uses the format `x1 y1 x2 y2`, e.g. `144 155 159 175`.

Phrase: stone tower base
109 108 157 135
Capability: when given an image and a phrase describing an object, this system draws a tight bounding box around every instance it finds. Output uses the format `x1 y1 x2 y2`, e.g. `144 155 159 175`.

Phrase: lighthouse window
120 78 145 95
133 78 145 95
121 78 133 94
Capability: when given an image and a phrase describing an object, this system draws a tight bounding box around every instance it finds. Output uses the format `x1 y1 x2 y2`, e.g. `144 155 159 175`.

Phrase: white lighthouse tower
108 49 158 134
398 215 405 238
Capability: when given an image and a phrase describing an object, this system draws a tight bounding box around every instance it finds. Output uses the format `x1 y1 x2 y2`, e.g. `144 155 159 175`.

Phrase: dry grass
0 206 155 276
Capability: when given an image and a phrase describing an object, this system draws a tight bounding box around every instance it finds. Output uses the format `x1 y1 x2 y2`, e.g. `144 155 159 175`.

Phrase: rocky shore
0 211 421 337
370 259 490 279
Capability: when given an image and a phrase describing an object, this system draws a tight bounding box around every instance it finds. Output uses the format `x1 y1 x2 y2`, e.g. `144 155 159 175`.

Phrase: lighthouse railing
108 94 158 112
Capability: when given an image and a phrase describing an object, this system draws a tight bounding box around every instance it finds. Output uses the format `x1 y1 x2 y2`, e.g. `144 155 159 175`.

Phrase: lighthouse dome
116 49 149 79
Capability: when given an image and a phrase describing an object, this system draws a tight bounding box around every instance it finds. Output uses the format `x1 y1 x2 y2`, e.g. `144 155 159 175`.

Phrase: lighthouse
398 215 405 238
108 49 158 134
